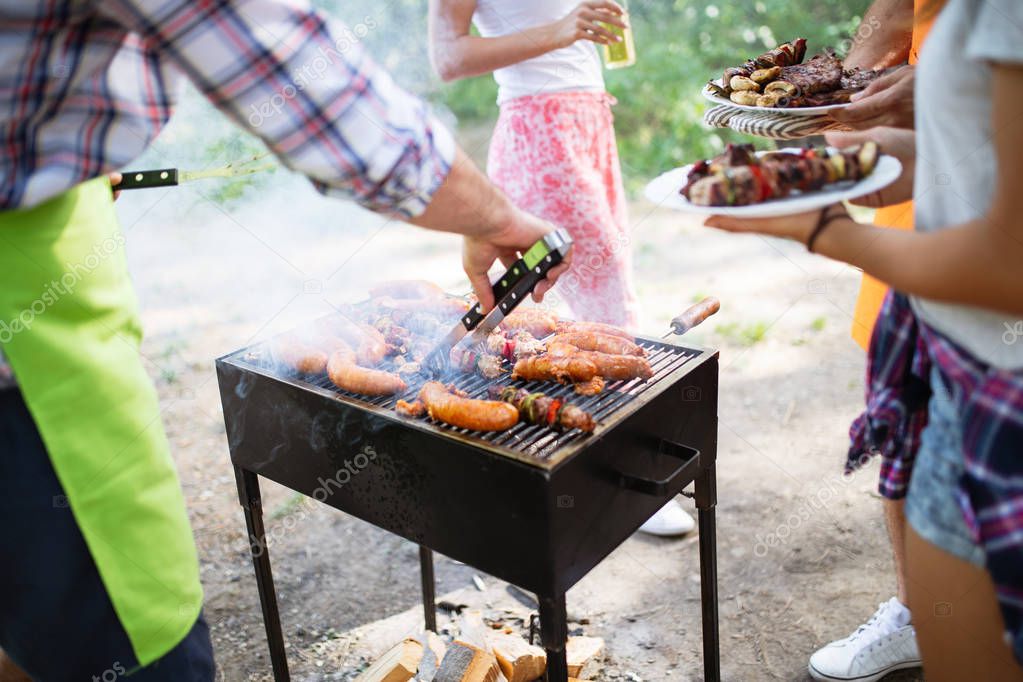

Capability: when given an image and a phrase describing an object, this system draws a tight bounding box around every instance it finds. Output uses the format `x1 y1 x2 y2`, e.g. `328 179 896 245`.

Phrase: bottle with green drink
601 0 636 69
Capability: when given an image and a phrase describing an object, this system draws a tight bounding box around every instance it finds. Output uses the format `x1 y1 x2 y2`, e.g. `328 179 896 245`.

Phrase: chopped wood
355 637 423 682
414 631 447 681
486 631 546 682
434 641 501 682
566 636 604 678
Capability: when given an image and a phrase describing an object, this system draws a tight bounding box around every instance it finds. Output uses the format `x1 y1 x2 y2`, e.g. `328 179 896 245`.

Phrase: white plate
643 148 903 218
703 79 850 115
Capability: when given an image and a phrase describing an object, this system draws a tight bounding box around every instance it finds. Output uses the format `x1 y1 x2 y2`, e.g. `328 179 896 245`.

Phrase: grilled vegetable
488 386 596 433
750 66 782 84
765 80 798 96
729 75 760 92
729 91 760 106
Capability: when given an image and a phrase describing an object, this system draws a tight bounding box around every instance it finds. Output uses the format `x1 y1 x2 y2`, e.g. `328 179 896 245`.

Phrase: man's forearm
408 148 512 239
844 0 914 70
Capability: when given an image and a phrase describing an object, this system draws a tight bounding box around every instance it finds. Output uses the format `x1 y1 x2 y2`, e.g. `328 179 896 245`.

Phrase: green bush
433 0 868 190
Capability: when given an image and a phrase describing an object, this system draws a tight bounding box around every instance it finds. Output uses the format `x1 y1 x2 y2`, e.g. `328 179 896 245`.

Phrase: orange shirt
850 2 936 350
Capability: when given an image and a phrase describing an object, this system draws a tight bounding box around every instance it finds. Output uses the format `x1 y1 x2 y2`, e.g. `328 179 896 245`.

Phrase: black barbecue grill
217 330 721 681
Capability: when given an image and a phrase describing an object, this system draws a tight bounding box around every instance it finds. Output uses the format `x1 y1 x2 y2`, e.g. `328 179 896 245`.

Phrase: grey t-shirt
911 0 1023 369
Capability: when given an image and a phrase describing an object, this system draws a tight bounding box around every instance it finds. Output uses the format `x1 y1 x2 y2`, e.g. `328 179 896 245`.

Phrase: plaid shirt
849 291 1023 662
0 0 454 213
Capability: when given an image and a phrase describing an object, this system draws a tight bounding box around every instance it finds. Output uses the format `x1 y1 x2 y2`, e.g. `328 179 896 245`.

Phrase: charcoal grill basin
216 335 720 681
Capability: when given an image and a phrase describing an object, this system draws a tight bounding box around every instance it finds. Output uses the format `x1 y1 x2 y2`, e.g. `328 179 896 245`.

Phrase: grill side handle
612 439 701 496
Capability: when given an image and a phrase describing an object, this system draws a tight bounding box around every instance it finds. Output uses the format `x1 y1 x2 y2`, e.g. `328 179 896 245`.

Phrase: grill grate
236 337 702 462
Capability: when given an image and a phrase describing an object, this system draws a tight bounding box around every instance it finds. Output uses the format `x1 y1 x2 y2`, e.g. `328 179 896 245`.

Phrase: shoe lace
847 601 898 646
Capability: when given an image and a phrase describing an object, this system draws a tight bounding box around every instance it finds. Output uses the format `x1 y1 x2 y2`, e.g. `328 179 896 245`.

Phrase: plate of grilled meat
644 141 901 217
703 38 885 113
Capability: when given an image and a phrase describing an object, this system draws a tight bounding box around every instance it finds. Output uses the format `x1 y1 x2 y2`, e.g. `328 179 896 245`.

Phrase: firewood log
486 632 546 682
566 636 604 678
355 638 423 682
433 641 501 682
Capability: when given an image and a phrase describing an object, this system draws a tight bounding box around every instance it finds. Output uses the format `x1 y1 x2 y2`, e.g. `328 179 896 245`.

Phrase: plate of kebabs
644 141 901 217
703 38 885 114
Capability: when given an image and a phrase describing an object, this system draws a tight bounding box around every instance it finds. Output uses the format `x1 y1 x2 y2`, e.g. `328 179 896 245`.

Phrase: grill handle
614 439 701 496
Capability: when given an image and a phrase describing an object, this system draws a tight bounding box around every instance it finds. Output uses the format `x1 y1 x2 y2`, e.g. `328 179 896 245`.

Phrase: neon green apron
0 179 202 666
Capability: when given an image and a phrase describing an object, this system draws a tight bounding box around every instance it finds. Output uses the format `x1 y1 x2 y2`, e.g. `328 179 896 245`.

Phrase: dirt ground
110 113 924 681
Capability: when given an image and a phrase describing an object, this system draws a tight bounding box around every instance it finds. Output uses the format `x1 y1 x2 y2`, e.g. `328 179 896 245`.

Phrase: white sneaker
638 501 695 537
808 597 921 682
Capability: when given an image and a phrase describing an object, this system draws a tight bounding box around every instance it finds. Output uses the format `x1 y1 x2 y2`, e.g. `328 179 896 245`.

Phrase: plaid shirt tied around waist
849 291 1023 662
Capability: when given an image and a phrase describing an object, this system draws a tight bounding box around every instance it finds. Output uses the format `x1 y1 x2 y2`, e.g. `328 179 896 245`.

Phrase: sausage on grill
549 332 645 357
327 346 407 397
547 342 653 381
554 320 634 341
511 354 599 384
500 308 558 339
409 381 519 432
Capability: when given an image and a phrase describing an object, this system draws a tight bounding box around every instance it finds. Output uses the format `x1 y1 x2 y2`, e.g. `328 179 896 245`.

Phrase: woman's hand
548 1 628 49
703 208 829 244
830 65 915 130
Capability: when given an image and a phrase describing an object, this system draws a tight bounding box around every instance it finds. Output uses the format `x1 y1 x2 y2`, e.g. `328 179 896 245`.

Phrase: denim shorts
905 366 986 566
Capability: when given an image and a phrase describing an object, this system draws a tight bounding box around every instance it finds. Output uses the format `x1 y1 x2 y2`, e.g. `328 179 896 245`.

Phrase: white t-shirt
911 0 1023 370
472 0 605 105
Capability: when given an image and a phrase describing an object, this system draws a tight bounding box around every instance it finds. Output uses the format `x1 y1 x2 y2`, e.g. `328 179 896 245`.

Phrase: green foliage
193 0 871 200
433 0 869 189
716 320 769 346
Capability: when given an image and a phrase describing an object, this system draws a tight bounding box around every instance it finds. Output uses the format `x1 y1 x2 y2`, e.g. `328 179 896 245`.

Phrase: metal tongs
421 229 573 377
116 153 274 190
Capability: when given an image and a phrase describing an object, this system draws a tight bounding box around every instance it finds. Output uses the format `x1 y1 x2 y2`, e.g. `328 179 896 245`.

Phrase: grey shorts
904 366 986 566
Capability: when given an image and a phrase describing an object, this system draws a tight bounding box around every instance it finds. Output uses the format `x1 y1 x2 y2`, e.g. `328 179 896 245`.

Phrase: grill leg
235 466 290 682
538 594 568 682
419 545 437 632
695 463 720 682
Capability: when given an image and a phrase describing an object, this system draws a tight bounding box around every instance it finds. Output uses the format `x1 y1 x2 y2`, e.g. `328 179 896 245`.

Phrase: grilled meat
778 52 843 95
403 381 519 432
682 142 880 207
547 342 653 381
554 320 634 341
574 376 606 396
500 308 558 339
485 330 546 361
550 332 645 357
488 386 596 433
512 355 600 384
327 345 407 397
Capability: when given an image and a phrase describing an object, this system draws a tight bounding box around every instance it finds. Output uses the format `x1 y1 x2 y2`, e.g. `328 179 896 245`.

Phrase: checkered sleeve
101 0 455 218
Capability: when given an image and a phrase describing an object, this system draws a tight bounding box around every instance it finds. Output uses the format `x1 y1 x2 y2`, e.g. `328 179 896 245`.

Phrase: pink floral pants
487 91 640 329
